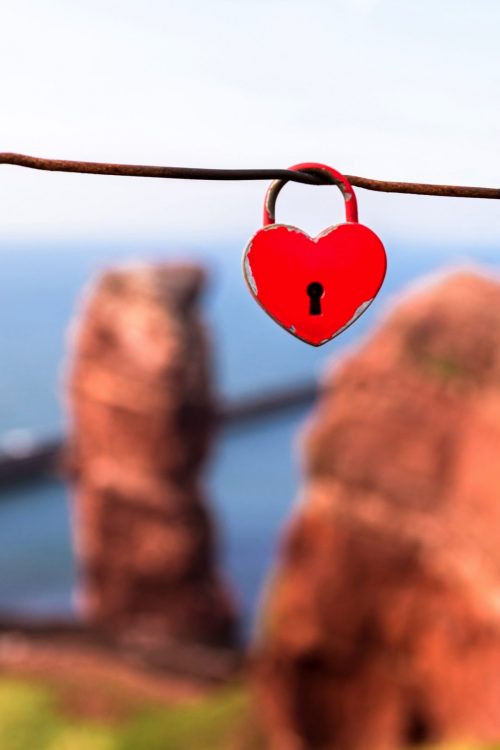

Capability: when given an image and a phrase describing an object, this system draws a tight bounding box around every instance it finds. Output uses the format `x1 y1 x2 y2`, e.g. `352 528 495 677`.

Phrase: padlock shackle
263 162 359 226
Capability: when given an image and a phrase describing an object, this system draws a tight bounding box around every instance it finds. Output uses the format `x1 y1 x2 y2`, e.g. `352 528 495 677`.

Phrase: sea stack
253 271 500 749
66 262 236 647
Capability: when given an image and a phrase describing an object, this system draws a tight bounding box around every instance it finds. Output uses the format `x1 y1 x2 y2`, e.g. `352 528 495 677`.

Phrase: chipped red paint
243 163 387 347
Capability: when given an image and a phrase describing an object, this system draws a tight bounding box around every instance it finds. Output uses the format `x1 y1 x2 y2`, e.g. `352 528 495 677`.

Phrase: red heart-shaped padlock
242 163 387 346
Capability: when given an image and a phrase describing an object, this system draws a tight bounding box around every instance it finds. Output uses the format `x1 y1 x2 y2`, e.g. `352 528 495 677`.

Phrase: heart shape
243 222 387 346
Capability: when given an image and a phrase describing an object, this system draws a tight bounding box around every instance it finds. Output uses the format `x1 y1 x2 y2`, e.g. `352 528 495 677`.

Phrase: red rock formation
253 271 500 749
66 263 236 648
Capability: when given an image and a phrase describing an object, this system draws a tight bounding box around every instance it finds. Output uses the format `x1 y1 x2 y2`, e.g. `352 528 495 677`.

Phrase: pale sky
0 0 499 246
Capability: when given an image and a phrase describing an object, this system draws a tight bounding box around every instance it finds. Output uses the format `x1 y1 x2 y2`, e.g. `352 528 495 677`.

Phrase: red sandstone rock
66 263 236 647
253 271 500 749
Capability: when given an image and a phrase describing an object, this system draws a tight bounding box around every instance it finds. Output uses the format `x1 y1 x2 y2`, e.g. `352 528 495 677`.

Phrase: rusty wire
0 152 499 199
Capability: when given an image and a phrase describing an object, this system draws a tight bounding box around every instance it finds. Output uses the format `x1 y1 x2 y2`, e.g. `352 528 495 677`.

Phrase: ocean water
0 238 498 635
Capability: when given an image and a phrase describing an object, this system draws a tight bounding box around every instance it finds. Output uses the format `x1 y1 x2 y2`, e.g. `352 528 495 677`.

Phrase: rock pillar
67 262 236 647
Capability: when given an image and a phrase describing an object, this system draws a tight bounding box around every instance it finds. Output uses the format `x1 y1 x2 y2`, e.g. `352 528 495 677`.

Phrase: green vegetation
3 676 500 749
0 677 250 750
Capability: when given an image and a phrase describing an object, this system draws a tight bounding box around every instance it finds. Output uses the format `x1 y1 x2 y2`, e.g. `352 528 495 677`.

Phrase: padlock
242 162 387 346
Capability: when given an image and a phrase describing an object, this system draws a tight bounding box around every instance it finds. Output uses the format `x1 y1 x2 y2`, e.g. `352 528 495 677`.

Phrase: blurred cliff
253 271 500 750
5 266 500 749
66 262 237 648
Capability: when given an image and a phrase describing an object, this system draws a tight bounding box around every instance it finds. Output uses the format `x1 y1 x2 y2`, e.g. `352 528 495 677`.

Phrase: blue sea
0 237 498 636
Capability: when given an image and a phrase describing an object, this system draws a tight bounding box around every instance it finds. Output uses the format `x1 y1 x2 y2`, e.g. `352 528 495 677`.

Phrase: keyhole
307 281 324 315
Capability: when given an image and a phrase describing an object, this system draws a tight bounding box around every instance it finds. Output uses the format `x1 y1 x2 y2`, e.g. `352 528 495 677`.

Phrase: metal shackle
263 162 359 226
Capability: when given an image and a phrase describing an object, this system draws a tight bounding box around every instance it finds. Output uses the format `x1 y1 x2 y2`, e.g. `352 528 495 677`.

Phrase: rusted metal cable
0 152 499 199
0 153 323 186
345 175 500 200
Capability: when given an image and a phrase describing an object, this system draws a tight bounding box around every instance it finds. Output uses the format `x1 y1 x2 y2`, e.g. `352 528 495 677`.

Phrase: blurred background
0 1 499 748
